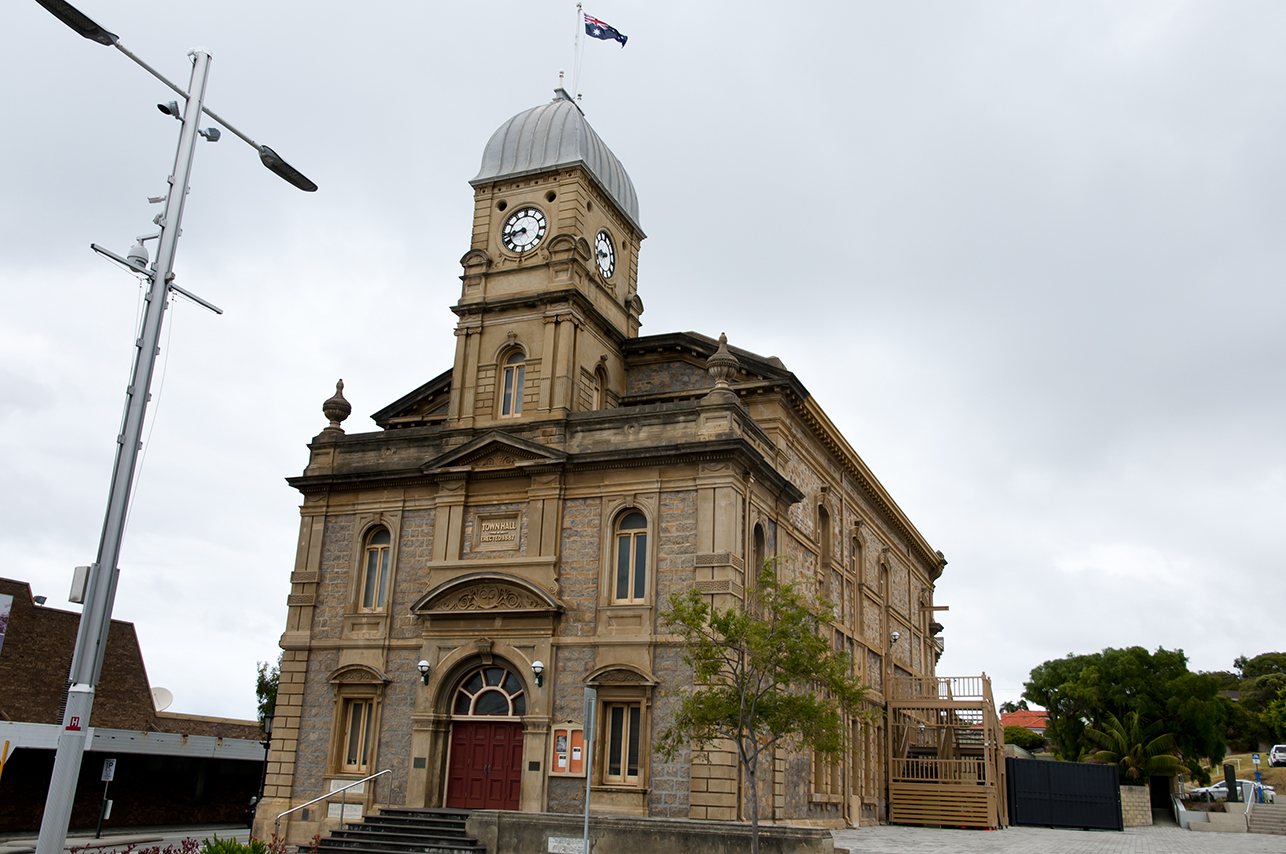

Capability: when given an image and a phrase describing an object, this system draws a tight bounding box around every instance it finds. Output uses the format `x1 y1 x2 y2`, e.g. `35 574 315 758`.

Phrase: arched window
613 512 648 603
818 506 833 599
361 528 391 610
590 370 602 410
501 350 526 417
818 507 832 568
453 665 527 716
753 523 766 576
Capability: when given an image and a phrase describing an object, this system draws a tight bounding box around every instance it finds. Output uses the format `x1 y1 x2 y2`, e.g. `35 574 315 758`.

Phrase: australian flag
584 14 627 47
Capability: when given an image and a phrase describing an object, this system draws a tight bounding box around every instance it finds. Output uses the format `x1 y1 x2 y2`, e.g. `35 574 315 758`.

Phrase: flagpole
572 3 582 97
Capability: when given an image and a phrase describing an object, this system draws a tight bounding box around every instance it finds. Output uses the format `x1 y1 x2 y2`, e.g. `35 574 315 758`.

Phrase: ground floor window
343 699 375 773
604 702 641 784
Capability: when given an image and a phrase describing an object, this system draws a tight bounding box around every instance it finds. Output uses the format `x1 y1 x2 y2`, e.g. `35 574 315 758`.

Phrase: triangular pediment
421 432 565 474
411 572 564 616
371 368 452 429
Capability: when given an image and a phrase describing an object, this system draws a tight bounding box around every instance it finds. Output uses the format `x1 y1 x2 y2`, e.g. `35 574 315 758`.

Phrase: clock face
595 230 616 279
501 207 547 253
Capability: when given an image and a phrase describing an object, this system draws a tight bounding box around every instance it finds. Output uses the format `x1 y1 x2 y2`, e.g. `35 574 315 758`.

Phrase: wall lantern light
531 660 544 688
890 631 900 644
417 660 431 686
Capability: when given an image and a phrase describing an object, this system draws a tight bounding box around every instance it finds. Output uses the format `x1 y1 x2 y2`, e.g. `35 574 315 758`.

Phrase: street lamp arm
118 44 317 191
36 0 318 192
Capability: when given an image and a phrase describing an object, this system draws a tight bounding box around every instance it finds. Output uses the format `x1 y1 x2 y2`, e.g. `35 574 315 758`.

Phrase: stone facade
255 91 947 842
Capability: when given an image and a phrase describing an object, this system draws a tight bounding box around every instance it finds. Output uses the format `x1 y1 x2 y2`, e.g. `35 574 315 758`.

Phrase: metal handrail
275 769 393 839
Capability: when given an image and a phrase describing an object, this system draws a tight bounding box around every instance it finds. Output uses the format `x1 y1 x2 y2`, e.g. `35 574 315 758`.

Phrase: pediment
411 572 565 617
585 663 658 687
421 432 565 474
328 663 391 685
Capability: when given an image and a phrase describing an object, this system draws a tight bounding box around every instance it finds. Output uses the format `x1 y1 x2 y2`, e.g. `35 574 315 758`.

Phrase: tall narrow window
342 699 374 772
613 512 648 603
753 523 766 575
604 702 641 784
501 351 525 417
591 369 603 410
361 528 391 610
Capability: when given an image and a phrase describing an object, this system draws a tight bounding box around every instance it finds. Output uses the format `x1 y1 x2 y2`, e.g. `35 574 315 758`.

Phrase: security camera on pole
30 4 315 854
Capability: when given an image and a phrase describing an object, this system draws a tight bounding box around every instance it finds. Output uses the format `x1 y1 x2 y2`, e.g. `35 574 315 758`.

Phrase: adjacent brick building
257 89 953 841
0 579 264 831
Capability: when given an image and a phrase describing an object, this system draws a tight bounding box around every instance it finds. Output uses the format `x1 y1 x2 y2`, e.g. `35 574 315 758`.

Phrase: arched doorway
445 663 527 810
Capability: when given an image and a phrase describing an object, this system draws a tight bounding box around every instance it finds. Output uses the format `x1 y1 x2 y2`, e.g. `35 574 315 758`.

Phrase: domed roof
472 91 642 234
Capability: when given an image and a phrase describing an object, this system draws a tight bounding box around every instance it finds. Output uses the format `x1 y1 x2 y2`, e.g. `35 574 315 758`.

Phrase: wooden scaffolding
886 674 1008 829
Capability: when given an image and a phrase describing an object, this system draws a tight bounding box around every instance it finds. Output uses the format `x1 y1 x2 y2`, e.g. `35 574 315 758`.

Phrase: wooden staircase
315 808 486 854
1248 802 1286 835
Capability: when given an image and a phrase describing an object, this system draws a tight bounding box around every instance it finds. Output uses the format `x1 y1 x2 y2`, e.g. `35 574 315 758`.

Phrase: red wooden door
446 721 523 810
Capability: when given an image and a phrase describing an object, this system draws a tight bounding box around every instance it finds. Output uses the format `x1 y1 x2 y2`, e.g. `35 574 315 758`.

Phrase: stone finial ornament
322 380 352 433
706 333 740 388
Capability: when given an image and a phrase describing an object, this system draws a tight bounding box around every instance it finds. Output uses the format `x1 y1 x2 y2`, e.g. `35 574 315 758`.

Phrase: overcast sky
2 1 1283 719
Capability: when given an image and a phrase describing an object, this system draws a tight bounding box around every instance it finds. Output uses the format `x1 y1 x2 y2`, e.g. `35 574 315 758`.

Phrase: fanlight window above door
453 665 527 716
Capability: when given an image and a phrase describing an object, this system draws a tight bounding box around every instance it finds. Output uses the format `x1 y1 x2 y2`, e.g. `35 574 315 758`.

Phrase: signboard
102 758 116 782
551 725 585 776
1252 753 1260 765
474 514 520 551
0 593 12 659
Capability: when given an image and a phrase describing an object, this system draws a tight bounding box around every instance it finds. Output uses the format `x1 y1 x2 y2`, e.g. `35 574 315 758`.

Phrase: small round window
453 665 526 716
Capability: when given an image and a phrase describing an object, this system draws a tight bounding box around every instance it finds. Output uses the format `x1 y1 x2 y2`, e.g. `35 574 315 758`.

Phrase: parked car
1270 744 1286 768
1189 779 1276 804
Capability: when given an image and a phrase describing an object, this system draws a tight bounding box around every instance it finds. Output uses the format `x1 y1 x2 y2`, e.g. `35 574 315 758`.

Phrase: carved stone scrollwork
695 552 745 570
437 584 543 613
327 664 391 686
594 670 645 684
475 637 494 664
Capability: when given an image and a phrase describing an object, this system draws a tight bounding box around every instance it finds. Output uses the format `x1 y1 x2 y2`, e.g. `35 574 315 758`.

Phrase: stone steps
314 808 485 854
1248 803 1286 835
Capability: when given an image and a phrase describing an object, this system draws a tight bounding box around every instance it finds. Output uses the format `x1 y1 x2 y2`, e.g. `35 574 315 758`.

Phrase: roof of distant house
1001 710 1049 732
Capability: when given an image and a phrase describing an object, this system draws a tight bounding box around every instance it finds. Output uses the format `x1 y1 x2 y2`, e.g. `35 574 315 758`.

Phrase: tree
1235 652 1286 680
1085 711 1186 784
1004 725 1044 751
999 699 1029 714
1023 646 1225 782
1265 685 1286 741
657 563 870 854
256 654 280 728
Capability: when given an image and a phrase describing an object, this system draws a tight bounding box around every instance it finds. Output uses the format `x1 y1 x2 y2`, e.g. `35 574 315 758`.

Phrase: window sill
810 793 842 804
593 784 650 794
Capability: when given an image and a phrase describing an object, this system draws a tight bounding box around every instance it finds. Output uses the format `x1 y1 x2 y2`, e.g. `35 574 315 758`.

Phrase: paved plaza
834 823 1285 854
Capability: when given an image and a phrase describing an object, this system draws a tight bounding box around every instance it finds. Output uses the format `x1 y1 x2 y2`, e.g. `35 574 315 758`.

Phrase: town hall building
255 90 997 840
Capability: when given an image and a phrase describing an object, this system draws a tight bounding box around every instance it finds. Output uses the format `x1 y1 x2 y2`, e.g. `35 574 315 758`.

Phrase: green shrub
1005 725 1045 751
199 836 269 854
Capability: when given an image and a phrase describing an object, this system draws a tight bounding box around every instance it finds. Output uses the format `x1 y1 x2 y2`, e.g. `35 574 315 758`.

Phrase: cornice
451 286 629 349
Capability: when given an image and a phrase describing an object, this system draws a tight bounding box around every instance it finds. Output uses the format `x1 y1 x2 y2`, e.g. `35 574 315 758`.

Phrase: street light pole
30 4 315 853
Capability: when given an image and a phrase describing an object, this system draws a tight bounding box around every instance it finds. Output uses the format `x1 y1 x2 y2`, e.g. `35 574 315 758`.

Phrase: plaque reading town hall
474 514 519 551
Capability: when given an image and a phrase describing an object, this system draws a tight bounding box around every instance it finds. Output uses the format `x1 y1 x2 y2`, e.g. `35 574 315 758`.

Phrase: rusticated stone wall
558 497 602 637
293 648 339 798
649 644 692 818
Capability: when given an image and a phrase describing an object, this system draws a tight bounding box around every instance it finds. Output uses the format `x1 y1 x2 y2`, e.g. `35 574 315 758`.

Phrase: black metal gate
1006 757 1123 831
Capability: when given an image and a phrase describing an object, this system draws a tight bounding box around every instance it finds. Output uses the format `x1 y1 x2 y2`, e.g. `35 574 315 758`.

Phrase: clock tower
447 89 646 428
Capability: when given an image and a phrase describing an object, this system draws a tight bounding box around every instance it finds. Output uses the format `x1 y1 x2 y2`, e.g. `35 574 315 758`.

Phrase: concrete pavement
833 823 1285 853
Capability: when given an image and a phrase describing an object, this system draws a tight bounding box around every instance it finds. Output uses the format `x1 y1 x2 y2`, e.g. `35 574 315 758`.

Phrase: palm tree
1085 711 1186 783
